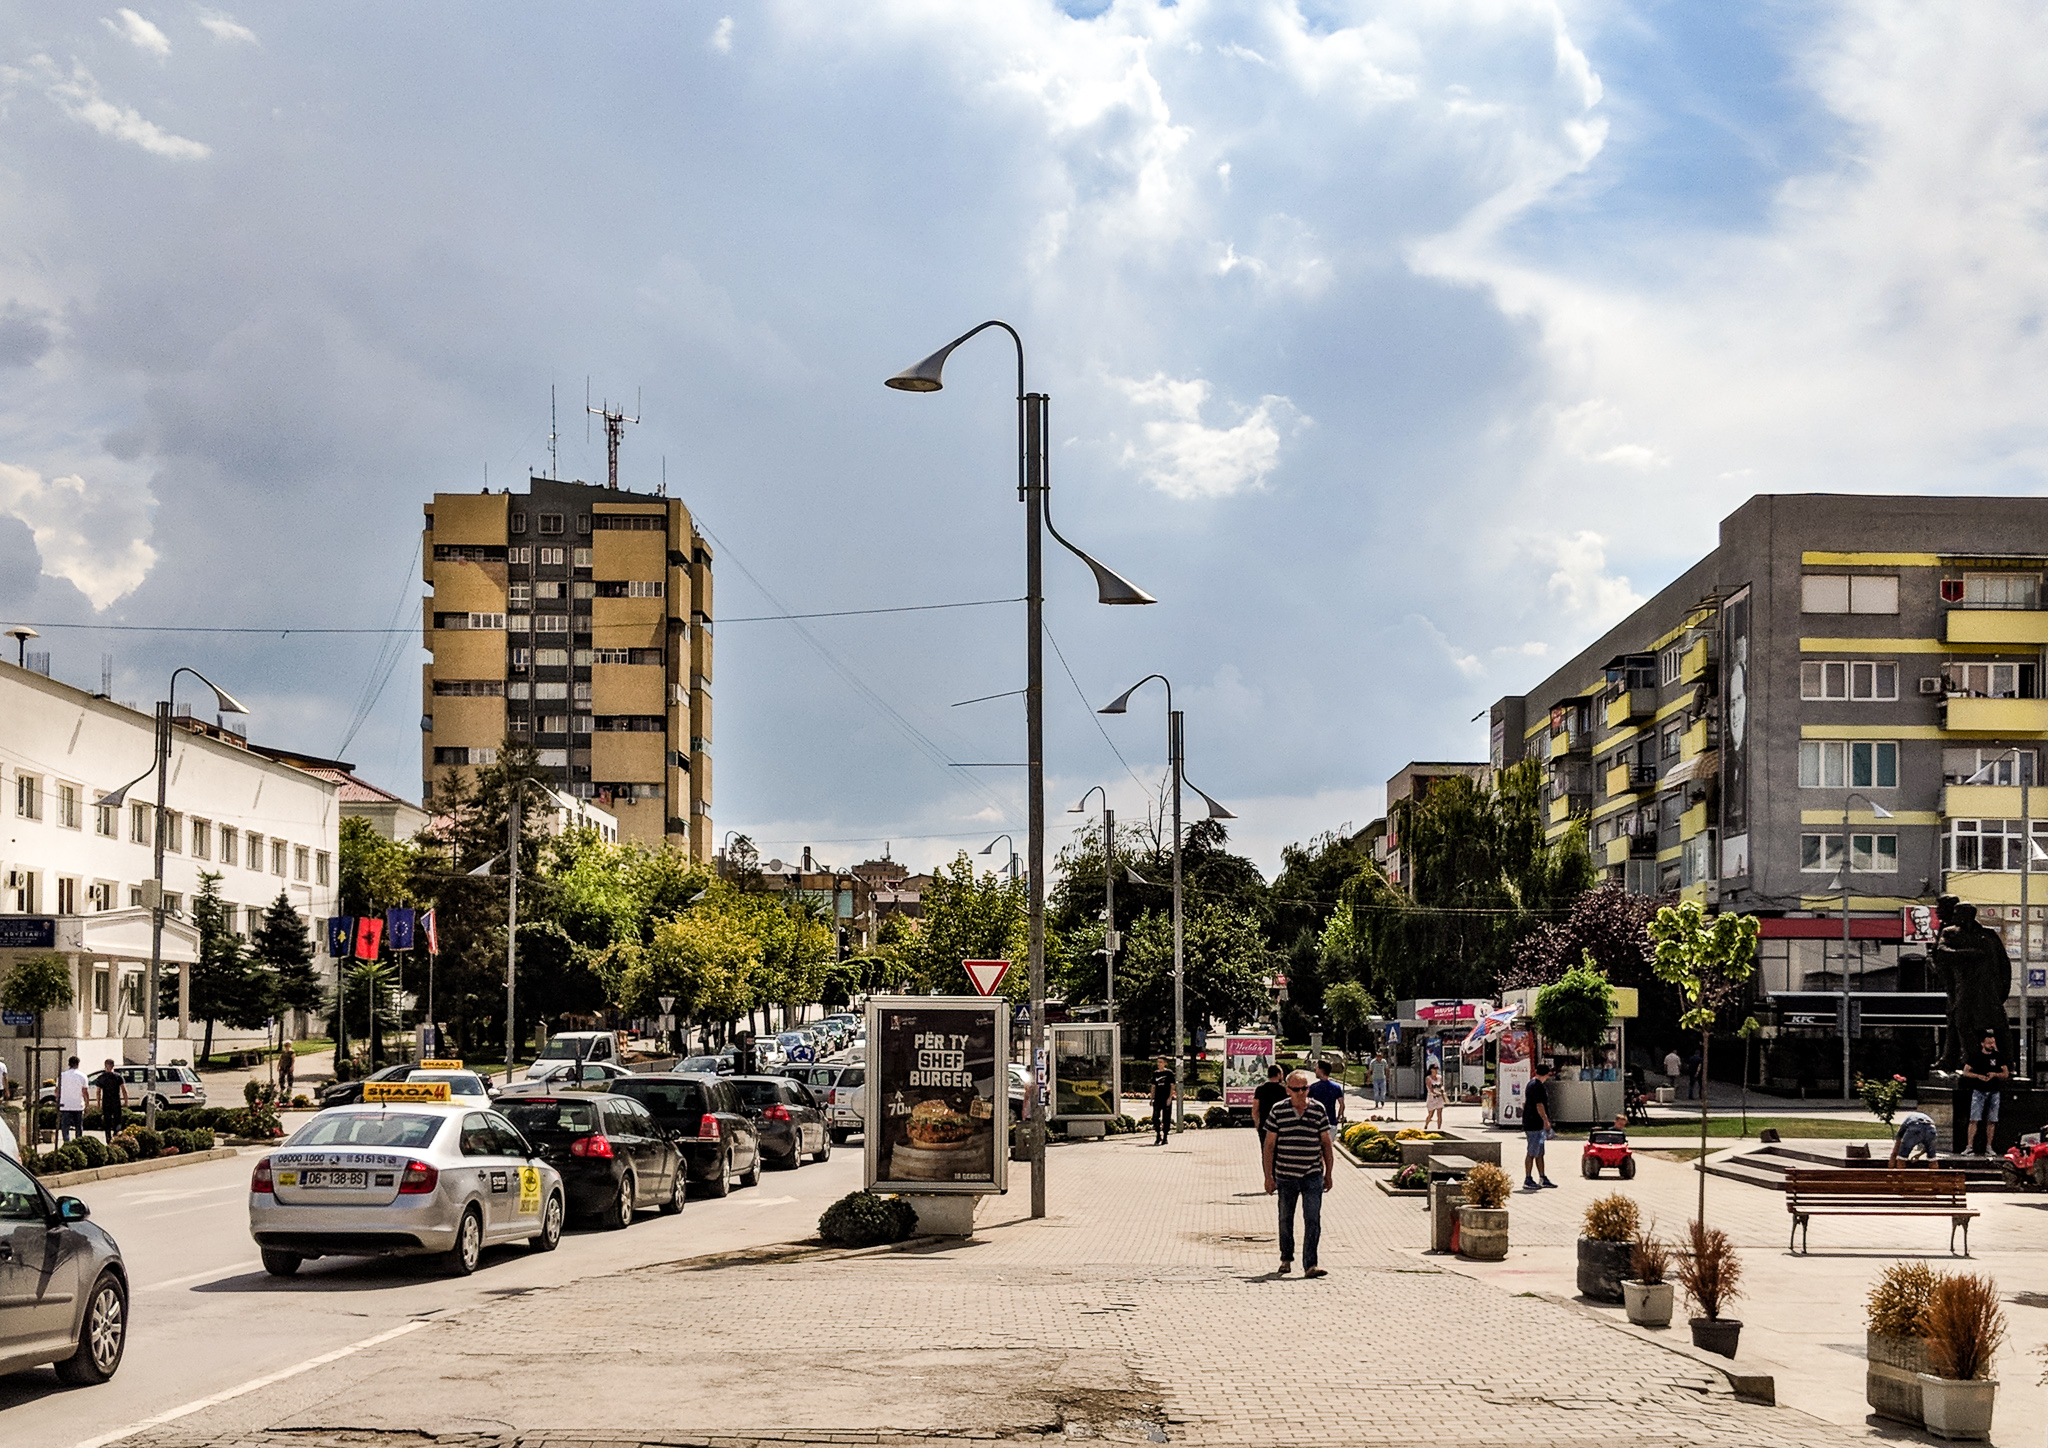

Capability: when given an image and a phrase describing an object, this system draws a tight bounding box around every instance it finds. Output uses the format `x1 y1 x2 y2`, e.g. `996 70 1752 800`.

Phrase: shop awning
1661 749 1719 789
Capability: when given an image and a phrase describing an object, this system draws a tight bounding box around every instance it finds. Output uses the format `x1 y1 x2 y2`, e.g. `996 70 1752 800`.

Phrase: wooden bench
1784 1169 1977 1256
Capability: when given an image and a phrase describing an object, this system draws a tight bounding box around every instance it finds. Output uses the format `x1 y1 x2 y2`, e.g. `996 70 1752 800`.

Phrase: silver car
249 1104 565 1277
0 1152 127 1384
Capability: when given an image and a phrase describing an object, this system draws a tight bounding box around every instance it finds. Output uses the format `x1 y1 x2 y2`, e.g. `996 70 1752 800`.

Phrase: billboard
1049 1023 1120 1120
1496 1028 1533 1126
1222 1034 1276 1108
864 996 1007 1195
1720 585 1751 842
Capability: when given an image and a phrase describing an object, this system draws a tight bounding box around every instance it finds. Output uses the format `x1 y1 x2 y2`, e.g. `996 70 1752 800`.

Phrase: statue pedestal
1932 1074 2047 1153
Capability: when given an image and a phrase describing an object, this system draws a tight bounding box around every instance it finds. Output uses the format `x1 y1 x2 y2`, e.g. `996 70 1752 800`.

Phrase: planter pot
1865 1330 1931 1426
1690 1316 1742 1358
1456 1204 1509 1261
1622 1279 1673 1328
1576 1238 1633 1302
1915 1374 1997 1441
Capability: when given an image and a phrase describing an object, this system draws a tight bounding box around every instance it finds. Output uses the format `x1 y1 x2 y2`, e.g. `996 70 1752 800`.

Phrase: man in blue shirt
1307 1058 1345 1130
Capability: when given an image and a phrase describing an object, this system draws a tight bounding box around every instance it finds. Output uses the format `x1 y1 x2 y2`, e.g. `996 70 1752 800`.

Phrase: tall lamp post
471 775 556 1085
1070 787 1117 1021
1965 749 2037 1073
887 320 1155 1220
980 834 1020 884
1826 790 1894 1100
92 668 250 1130
1099 677 1234 1123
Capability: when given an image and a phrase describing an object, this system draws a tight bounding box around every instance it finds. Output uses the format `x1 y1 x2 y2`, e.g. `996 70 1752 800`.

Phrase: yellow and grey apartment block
420 475 713 859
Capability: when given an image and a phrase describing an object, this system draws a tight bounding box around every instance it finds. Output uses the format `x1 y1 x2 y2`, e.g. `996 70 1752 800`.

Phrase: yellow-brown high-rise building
421 475 713 858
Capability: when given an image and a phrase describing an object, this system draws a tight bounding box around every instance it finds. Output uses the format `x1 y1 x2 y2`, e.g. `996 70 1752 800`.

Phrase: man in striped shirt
1261 1070 1335 1278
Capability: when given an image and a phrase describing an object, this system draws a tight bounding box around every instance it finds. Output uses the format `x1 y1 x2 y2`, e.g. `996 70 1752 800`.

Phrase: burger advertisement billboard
864 996 1008 1195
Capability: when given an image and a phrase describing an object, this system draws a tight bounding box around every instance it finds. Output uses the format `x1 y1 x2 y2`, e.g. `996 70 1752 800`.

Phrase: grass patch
1602 1117 1881 1141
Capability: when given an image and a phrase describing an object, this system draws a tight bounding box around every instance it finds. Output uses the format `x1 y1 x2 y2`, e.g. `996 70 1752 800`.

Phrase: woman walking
1423 1063 1446 1132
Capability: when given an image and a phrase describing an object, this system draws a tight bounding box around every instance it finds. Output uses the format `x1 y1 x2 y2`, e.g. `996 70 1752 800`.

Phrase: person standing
1150 1056 1174 1144
1369 1051 1389 1110
1962 1028 2009 1156
1422 1063 1446 1132
279 1041 296 1099
1308 1058 1345 1130
56 1056 89 1143
1663 1047 1683 1089
1252 1064 1288 1138
1262 1070 1335 1278
1522 1060 1558 1189
1685 1049 1703 1101
91 1059 127 1143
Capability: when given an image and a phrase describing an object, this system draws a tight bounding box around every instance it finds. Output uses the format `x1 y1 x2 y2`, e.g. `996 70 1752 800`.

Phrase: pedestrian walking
1521 1060 1558 1189
1663 1047 1683 1089
1888 1109 1938 1167
1962 1029 2009 1156
1261 1070 1335 1278
1422 1063 1446 1132
91 1058 127 1143
1150 1056 1174 1144
1369 1051 1388 1110
1685 1049 1703 1101
1252 1064 1288 1137
279 1041 296 1098
57 1056 88 1143
1308 1057 1345 1128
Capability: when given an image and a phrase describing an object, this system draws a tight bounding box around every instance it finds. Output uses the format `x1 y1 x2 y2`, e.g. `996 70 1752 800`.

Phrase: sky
6 2 2048 878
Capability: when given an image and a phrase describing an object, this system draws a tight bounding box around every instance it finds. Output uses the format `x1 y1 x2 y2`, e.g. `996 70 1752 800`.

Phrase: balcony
1604 688 1656 731
1678 634 1716 684
1549 730 1588 760
1681 800 1709 839
1548 792 1591 826
1680 717 1715 760
1947 609 2048 646
1942 784 2038 818
1606 763 1659 797
1941 697 2048 734
1603 832 1658 867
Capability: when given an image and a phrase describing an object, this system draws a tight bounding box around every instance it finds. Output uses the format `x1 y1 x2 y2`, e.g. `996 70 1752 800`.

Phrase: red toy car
1581 1129 1636 1180
2001 1134 2048 1191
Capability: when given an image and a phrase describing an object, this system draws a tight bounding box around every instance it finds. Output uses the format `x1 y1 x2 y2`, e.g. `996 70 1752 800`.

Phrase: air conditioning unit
1919 677 1943 696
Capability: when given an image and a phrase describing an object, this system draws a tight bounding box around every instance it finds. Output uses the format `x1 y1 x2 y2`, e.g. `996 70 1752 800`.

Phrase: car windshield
614 1080 706 1116
840 1068 864 1086
681 1056 720 1071
777 1034 804 1047
411 1072 487 1096
290 1112 446 1149
500 1100 600 1137
537 1036 593 1059
730 1080 784 1107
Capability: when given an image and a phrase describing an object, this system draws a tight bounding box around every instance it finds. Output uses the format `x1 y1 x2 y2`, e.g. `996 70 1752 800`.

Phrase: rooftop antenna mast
587 385 640 490
549 385 559 480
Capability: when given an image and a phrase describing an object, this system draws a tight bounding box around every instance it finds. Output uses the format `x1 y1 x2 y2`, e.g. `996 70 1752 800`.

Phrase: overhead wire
1042 619 1151 796
334 536 424 759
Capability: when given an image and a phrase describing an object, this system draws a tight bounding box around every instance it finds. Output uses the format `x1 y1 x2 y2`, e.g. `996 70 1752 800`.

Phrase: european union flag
327 917 354 959
387 907 417 951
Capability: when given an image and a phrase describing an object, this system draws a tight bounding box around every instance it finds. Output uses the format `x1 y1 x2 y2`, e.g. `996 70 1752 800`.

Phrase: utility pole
504 784 521 1085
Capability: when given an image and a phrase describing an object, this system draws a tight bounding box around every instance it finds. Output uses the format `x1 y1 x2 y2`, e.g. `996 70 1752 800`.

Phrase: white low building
0 660 341 1084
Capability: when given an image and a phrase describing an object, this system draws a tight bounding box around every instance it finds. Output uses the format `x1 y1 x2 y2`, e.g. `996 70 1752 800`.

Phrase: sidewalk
132 1123 1891 1448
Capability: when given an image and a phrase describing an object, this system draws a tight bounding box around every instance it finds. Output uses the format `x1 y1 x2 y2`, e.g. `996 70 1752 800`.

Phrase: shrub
229 1106 284 1139
1675 1220 1742 1321
1855 1074 1908 1126
74 1136 109 1169
105 1140 132 1165
1582 1193 1641 1243
1204 1105 1229 1128
1359 1134 1401 1163
189 1127 216 1151
1866 1261 1935 1338
1463 1161 1511 1209
1629 1227 1668 1286
130 1127 163 1160
1393 1164 1429 1190
47 1143 88 1174
818 1190 918 1247
1194 1086 1219 1102
291 1094 312 1108
1924 1272 2007 1382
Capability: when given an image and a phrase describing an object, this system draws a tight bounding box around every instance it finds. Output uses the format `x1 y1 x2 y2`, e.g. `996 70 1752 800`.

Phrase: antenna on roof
100 653 113 696
549 384 560 481
587 386 641 489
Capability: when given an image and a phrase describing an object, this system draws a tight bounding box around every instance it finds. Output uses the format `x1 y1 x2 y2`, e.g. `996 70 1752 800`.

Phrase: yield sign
963 958 1011 996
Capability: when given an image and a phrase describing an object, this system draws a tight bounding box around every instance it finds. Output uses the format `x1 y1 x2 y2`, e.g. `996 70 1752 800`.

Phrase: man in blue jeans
1522 1060 1558 1189
1261 1070 1335 1278
1962 1028 2009 1156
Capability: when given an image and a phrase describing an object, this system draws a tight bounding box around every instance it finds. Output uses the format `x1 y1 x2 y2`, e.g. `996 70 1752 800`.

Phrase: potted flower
1864 1261 1934 1426
1916 1271 2006 1441
1622 1226 1672 1327
1456 1161 1511 1261
1675 1220 1742 1357
1576 1193 1639 1303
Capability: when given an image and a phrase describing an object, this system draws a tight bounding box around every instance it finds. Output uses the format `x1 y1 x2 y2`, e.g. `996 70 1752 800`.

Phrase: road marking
71 1318 431 1448
142 1260 260 1291
744 1195 798 1206
115 1183 243 1205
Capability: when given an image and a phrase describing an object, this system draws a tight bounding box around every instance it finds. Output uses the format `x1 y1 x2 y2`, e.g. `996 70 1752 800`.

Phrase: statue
1932 895 2015 1072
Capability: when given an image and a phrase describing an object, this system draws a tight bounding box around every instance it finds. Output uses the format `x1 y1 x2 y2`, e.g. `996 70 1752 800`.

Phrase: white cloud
1114 373 1301 499
196 9 258 45
102 8 170 58
1534 530 1642 629
710 16 733 54
0 462 156 609
19 57 210 159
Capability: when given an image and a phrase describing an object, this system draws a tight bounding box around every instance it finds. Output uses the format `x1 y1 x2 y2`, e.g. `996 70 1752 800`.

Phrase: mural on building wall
1720 585 1751 879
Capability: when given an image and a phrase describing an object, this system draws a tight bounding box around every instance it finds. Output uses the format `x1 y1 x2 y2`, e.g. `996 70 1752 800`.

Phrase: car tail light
765 1104 792 1123
570 1134 615 1158
698 1116 721 1139
251 1157 274 1194
398 1160 439 1194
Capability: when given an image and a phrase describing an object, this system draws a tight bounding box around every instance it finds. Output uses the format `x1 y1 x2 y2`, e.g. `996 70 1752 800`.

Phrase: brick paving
128 1119 1887 1448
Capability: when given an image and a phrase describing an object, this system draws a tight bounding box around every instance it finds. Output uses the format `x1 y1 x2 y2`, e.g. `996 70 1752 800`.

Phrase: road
1 1130 865 1448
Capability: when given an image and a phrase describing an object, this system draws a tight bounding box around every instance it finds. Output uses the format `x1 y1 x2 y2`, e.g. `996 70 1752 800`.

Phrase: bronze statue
1933 895 2015 1071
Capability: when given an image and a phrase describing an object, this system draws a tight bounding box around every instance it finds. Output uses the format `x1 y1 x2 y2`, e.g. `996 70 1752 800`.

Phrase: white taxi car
249 1097 564 1277
403 1070 493 1107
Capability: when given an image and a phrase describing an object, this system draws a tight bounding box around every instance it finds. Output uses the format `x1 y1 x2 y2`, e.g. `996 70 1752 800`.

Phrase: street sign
658 995 676 1013
963 959 1011 996
1 1009 32 1027
364 1081 451 1104
0 918 55 950
1014 1002 1031 1024
2031 967 2048 991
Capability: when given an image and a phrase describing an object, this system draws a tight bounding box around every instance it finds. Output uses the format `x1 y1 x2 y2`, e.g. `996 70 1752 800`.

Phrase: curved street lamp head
884 341 957 393
1186 781 1236 821
1099 674 1168 715
1844 792 1895 819
1070 547 1157 606
92 764 157 812
979 833 1013 856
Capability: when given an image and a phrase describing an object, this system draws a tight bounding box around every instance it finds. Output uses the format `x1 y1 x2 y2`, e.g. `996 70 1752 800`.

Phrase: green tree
1648 900 1760 1222
1322 979 1374 1051
1098 903 1272 1057
1532 954 1616 1055
624 893 764 1029
252 890 324 1039
188 872 269 1066
1 952 75 1083
338 815 417 916
897 854 1029 999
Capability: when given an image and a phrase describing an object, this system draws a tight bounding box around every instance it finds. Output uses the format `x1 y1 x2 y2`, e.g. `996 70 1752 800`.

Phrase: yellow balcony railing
1550 732 1571 760
1681 801 1708 839
1607 763 1655 797
1947 610 2048 646
1678 635 1714 684
1679 880 1712 907
1943 697 2048 734
1942 784 2040 818
1681 718 1709 760
1604 835 1633 867
1604 689 1655 731
1549 794 1571 825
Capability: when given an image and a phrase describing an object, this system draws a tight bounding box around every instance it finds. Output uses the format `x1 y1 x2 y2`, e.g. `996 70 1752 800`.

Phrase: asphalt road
1 1131 866 1448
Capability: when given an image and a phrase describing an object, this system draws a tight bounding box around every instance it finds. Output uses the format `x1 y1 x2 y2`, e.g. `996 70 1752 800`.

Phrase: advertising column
865 997 1008 1212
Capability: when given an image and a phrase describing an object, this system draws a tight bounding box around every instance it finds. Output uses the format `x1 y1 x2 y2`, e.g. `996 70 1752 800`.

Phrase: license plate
299 1169 369 1189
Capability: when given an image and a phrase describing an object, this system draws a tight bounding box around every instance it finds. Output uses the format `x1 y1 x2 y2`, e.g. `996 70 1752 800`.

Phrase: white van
525 1030 620 1081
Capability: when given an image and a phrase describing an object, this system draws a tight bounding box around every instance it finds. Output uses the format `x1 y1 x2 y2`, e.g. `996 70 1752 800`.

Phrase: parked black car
608 1073 761 1197
727 1076 830 1169
496 1093 684 1228
315 1063 418 1109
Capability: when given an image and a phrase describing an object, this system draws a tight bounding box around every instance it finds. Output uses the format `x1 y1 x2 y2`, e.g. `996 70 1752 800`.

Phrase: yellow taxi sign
419 1059 464 1070
364 1081 452 1104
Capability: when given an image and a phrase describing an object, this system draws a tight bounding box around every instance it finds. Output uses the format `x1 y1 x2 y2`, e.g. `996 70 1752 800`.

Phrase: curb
31 1145 246 1189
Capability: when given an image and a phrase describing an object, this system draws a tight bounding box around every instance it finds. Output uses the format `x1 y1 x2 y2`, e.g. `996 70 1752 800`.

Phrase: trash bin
1430 1179 1465 1252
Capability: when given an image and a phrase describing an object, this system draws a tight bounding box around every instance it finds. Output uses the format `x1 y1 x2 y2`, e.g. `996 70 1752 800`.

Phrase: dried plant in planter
1462 1161 1512 1209
1924 1272 2007 1382
1674 1220 1742 1320
1582 1193 1641 1243
1866 1261 1935 1339
1629 1226 1668 1286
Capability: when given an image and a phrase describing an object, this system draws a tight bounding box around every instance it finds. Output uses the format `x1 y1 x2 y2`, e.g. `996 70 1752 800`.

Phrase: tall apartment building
1490 494 2048 1073
421 475 713 858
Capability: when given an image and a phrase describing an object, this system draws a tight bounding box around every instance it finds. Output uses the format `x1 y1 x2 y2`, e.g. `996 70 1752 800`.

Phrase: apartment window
1659 644 1684 685
540 714 570 734
572 648 593 667
1850 662 1898 700
1944 818 2048 872
509 582 531 606
433 612 506 631
245 905 263 935
95 801 116 837
191 818 210 859
511 513 528 534
509 714 531 735
510 647 533 668
294 845 310 881
1661 723 1683 759
246 833 263 869
1945 661 2036 698
433 747 499 765
92 969 109 1013
535 648 569 666
433 679 507 697
217 826 237 867
52 782 78 829
537 749 569 767
573 681 592 702
271 840 287 875
128 885 145 908
572 714 593 735
536 580 562 600
509 546 532 565
572 580 595 600
1960 573 2038 610
576 514 591 534
87 881 113 912
316 850 331 886
535 614 570 633
1798 739 1897 788
1802 574 1898 614
593 648 630 664
56 876 77 914
507 615 532 634
595 513 664 531
131 802 150 844
535 681 568 700
1943 748 2037 785
164 811 183 853
15 773 40 820
573 548 592 569
1802 661 1848 699
539 513 564 535
540 547 564 566
1802 833 1896 872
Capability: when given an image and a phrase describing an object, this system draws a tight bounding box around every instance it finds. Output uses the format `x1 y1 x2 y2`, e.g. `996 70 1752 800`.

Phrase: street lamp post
1070 787 1116 1021
471 775 554 1085
887 320 1155 1220
92 668 250 1131
980 834 1019 884
1829 791 1894 1100
1100 679 1233 1124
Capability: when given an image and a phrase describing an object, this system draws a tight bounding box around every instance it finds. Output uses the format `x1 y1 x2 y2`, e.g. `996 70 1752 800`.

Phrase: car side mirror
55 1196 90 1224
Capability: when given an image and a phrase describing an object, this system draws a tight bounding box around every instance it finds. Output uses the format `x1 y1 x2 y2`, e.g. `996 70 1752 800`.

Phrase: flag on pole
327 917 354 959
386 907 417 951
421 907 438 954
354 916 384 960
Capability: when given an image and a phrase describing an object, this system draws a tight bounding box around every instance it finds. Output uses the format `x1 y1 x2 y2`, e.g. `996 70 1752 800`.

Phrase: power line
1042 620 1150 796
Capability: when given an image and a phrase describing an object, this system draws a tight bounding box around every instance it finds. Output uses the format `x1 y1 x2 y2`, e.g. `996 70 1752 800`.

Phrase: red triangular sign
963 959 1011 996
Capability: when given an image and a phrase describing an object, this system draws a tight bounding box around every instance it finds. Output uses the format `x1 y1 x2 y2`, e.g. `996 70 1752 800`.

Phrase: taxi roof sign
419 1059 464 1070
364 1080 453 1104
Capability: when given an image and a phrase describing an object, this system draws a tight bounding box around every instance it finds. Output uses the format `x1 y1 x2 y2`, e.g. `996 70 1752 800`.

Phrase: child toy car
2001 1133 2048 1191
1581 1128 1635 1180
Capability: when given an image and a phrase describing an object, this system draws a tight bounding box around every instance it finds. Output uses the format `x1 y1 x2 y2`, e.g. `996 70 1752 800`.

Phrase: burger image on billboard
908 1098 976 1149
867 1000 1004 1190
